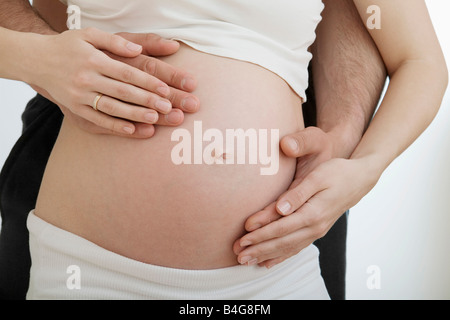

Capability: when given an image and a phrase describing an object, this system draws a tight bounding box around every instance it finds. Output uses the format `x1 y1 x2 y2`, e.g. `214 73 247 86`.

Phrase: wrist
324 122 365 159
350 150 387 184
316 101 371 159
16 32 51 85
33 26 59 36
0 29 37 82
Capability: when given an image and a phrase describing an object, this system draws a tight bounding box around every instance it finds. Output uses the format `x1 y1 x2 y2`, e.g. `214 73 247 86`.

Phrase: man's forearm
0 0 57 34
311 0 387 158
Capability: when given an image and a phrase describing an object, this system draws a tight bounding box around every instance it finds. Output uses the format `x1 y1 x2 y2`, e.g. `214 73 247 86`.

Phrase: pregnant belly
35 44 305 269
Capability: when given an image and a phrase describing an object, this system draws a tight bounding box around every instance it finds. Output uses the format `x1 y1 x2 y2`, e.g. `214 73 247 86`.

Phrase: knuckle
302 211 318 227
316 216 331 238
145 94 155 108
145 33 160 43
84 27 96 34
144 59 158 76
110 34 123 46
273 220 289 238
116 85 132 100
82 27 96 39
73 72 91 88
96 115 121 134
170 69 181 86
305 126 326 143
121 67 134 83
250 245 265 257
166 90 177 105
133 107 149 121
101 99 116 114
143 76 157 92
296 131 307 151
111 119 124 133
304 211 327 239
307 126 324 137
94 116 108 129
313 223 328 240
292 187 305 204
277 238 296 254
86 52 102 68
69 87 83 103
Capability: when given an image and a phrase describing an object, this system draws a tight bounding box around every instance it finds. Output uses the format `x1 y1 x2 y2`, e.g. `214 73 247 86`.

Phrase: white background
1 1 449 300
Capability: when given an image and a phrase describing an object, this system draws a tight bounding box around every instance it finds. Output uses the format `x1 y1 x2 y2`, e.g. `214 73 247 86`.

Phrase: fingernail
277 201 292 215
286 137 298 152
166 110 182 124
123 126 134 134
181 77 196 91
181 97 199 112
246 258 258 266
126 42 142 52
156 100 172 113
144 112 158 123
239 256 254 265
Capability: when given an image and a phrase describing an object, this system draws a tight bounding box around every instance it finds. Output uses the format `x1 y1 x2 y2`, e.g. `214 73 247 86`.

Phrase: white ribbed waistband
26 211 329 300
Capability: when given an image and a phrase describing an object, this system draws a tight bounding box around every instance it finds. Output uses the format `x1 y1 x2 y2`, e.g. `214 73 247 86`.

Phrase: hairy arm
311 0 387 158
32 0 68 33
0 0 57 34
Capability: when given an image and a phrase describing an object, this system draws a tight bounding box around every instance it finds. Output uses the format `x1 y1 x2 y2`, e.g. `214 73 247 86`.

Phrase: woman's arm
0 0 199 138
235 0 447 268
0 25 200 137
278 0 448 214
350 0 448 170
0 27 162 134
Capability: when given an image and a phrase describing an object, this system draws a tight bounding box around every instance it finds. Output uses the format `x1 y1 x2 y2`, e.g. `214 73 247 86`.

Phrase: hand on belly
35 44 305 269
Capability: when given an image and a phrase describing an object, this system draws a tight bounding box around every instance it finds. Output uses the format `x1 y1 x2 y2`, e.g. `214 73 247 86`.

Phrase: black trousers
0 93 347 300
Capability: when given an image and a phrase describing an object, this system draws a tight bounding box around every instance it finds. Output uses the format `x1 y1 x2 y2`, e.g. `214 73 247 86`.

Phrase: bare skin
35 43 304 269
33 0 448 272
28 0 391 269
1 0 395 272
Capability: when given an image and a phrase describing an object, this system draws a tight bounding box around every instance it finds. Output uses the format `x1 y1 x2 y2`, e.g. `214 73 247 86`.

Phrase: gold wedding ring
92 94 103 111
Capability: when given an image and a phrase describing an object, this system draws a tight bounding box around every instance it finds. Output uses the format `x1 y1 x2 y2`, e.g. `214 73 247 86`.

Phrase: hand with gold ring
92 94 103 111
21 28 199 138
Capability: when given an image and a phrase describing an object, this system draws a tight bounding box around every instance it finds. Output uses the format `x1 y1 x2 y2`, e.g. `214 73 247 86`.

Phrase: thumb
83 28 143 58
280 126 327 158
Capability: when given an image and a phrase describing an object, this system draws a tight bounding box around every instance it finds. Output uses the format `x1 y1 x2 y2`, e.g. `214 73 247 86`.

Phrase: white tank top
62 0 324 100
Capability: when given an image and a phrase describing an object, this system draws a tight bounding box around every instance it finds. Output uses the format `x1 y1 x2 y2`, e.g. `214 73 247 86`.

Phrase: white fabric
26 211 329 300
60 0 324 100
